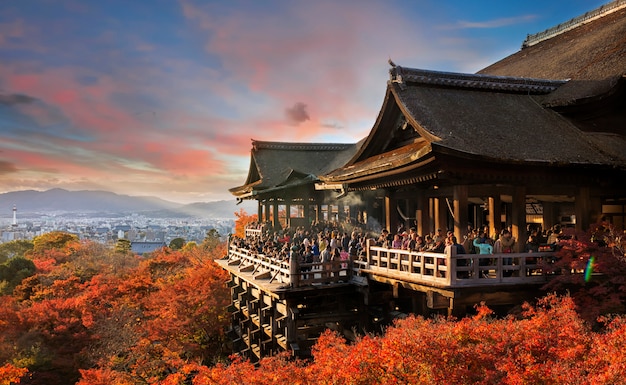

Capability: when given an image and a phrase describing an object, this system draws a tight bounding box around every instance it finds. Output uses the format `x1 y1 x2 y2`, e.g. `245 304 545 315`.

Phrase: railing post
445 245 455 286
289 251 299 288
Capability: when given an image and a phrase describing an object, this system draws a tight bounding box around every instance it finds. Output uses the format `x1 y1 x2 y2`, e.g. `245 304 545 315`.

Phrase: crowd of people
233 220 576 279
234 221 366 275
379 222 573 255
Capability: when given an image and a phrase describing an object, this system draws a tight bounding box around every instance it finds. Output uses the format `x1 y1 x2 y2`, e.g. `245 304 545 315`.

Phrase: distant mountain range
0 189 256 219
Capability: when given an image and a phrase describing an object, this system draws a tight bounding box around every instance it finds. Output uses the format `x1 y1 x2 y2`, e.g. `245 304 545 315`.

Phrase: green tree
0 239 33 263
0 257 36 295
115 239 132 254
201 229 221 251
169 237 185 250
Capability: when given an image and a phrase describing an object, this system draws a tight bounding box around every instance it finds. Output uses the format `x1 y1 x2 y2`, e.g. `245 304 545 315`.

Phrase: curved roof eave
388 82 442 143
343 82 440 167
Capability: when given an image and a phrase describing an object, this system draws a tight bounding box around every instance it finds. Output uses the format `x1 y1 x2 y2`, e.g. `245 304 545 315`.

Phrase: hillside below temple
219 1 626 362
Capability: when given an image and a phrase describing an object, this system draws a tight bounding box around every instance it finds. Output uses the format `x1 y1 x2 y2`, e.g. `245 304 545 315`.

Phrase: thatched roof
479 4 626 81
229 140 361 198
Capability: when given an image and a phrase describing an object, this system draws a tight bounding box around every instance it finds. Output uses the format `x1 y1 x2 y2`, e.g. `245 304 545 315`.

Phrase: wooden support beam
416 189 429 237
511 186 527 253
385 193 399 232
488 195 501 239
275 334 288 350
453 185 469 242
240 264 254 272
255 269 270 279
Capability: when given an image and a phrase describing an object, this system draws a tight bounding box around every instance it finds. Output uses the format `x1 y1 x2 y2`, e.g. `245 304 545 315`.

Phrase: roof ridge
252 140 354 151
390 66 567 94
522 0 626 48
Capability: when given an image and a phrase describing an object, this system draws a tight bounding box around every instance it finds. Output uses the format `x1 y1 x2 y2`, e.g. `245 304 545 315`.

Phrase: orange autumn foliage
0 363 28 385
0 236 231 385
158 295 626 385
233 209 258 239
3 227 626 385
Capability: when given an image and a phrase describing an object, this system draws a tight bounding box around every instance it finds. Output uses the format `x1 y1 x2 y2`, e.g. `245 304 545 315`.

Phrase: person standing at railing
302 231 312 250
473 234 493 254
450 236 470 278
326 231 334 249
377 229 392 248
312 238 320 260
494 229 516 277
401 231 412 250
403 228 417 249
319 234 328 255
342 231 351 253
474 234 493 278
525 234 539 253
301 245 314 280
494 229 515 253
431 239 445 253
423 234 435 251
321 245 332 277
434 228 446 244
391 234 403 249
348 232 361 258
413 235 425 251
449 236 466 254
278 242 290 261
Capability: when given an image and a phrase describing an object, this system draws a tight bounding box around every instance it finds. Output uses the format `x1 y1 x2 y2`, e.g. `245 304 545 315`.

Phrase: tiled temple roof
391 67 567 94
230 140 362 198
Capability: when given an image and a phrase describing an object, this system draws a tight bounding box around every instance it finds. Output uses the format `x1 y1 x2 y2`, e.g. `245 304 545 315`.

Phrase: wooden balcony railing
226 243 351 288
365 242 556 287
225 239 558 289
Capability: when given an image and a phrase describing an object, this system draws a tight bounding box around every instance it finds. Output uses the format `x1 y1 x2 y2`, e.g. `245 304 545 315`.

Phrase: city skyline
0 0 609 203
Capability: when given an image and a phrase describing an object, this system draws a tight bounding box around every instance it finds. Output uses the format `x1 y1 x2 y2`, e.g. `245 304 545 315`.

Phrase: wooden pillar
511 186 526 252
272 201 279 230
265 202 271 223
453 185 469 242
316 204 321 223
429 197 436 235
286 201 291 228
338 203 345 224
542 201 555 232
575 187 591 232
286 302 297 351
289 251 299 288
434 197 448 232
407 199 416 229
257 201 263 223
415 190 429 237
304 199 311 227
385 193 398 233
488 195 501 239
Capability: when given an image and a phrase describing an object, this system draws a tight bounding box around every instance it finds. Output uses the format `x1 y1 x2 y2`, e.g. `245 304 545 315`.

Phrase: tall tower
12 205 17 227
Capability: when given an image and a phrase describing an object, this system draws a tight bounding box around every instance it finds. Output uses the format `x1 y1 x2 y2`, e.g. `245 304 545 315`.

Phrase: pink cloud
179 0 436 146
1 0 499 203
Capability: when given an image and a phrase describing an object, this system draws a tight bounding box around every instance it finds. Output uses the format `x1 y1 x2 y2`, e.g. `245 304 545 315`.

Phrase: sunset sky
0 0 608 204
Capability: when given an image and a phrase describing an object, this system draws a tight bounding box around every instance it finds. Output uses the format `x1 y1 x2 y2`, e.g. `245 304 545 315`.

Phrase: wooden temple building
217 1 626 361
